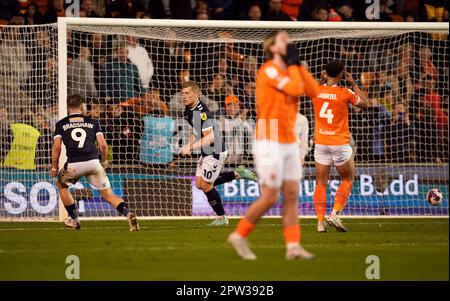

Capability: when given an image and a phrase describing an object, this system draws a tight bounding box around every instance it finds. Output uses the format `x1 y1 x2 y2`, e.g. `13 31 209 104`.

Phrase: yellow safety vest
2 123 40 170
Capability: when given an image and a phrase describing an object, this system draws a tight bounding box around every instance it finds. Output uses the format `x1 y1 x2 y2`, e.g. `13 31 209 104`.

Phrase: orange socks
334 179 353 212
236 219 301 246
236 218 256 238
283 224 301 245
313 184 327 222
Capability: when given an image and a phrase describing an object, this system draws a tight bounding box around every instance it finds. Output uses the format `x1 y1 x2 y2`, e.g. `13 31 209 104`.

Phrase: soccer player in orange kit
227 31 319 260
312 60 368 233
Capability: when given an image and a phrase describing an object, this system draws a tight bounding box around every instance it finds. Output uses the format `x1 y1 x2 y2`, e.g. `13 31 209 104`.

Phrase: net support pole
57 17 68 221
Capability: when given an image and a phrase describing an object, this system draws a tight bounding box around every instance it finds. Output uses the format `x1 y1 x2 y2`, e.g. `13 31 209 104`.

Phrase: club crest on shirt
200 112 208 121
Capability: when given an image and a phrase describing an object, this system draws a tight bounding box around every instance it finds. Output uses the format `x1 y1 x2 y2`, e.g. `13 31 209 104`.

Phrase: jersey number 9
71 128 87 148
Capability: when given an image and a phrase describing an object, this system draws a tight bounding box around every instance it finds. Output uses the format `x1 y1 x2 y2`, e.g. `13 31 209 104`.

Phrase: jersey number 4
71 128 87 148
319 102 334 124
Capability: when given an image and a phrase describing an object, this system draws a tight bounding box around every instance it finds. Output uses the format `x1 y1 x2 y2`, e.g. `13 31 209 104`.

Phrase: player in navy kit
50 95 139 231
179 81 257 226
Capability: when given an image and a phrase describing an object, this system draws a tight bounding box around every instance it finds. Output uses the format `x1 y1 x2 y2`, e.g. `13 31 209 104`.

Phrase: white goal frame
55 18 449 221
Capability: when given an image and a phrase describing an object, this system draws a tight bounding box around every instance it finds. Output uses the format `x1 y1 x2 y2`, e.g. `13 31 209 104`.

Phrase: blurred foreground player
228 31 319 260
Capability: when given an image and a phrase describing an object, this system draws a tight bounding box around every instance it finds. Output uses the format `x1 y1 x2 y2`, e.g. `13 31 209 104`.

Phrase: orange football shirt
255 60 318 143
312 84 359 145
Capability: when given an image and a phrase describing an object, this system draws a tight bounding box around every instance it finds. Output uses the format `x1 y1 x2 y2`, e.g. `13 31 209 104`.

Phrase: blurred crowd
1 0 449 25
0 0 448 168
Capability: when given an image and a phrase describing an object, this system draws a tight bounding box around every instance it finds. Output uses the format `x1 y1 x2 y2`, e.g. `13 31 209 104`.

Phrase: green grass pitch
0 218 448 281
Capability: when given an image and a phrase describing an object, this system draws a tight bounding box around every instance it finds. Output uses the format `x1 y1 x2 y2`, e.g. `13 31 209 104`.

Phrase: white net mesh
0 22 448 219
0 24 59 220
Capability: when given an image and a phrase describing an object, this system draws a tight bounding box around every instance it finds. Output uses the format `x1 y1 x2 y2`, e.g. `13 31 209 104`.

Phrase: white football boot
227 232 257 260
127 212 140 231
207 215 229 226
326 213 348 232
317 221 328 233
64 218 81 230
285 244 315 260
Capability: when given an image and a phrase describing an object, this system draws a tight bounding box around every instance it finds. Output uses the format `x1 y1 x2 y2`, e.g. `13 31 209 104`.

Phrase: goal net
0 20 448 220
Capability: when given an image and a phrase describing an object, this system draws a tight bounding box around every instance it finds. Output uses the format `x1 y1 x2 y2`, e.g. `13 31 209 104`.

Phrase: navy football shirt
183 100 225 157
54 113 101 163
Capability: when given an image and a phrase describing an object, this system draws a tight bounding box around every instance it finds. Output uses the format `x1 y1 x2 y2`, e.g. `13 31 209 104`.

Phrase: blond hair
181 80 200 93
263 30 283 60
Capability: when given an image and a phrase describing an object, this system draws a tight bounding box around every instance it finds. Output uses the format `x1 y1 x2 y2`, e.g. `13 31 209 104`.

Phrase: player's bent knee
195 177 203 189
283 191 298 202
196 177 213 192
56 180 68 190
270 196 279 205
195 182 203 190
201 183 214 193
259 186 279 205
282 187 298 200
261 192 279 206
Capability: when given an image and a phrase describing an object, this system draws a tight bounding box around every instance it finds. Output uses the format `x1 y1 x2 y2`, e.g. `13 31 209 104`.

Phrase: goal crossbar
60 18 449 30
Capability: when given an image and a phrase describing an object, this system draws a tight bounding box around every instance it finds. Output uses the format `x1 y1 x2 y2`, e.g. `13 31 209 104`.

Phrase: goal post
0 19 448 220
57 18 69 221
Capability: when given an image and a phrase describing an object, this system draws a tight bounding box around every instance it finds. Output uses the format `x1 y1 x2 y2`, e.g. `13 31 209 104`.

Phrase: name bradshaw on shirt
62 123 94 131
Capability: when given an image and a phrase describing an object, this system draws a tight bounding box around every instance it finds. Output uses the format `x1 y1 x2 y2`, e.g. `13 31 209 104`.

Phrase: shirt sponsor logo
319 128 336 136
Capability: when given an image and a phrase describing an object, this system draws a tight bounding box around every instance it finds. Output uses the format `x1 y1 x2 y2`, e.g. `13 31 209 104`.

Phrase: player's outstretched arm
50 137 62 177
345 71 368 108
265 65 305 97
283 66 306 97
265 44 305 97
96 133 109 167
298 62 320 98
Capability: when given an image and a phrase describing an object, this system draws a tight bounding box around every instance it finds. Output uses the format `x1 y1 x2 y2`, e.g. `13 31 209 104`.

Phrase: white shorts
196 151 228 183
59 159 111 190
253 140 302 189
314 144 353 166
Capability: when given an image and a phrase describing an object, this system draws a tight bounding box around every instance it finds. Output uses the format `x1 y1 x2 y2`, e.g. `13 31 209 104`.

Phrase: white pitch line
0 220 448 231
0 242 447 255
1 215 448 222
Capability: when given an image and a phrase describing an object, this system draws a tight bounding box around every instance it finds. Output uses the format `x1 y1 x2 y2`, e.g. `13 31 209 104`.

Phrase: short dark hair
325 60 345 78
67 94 85 109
